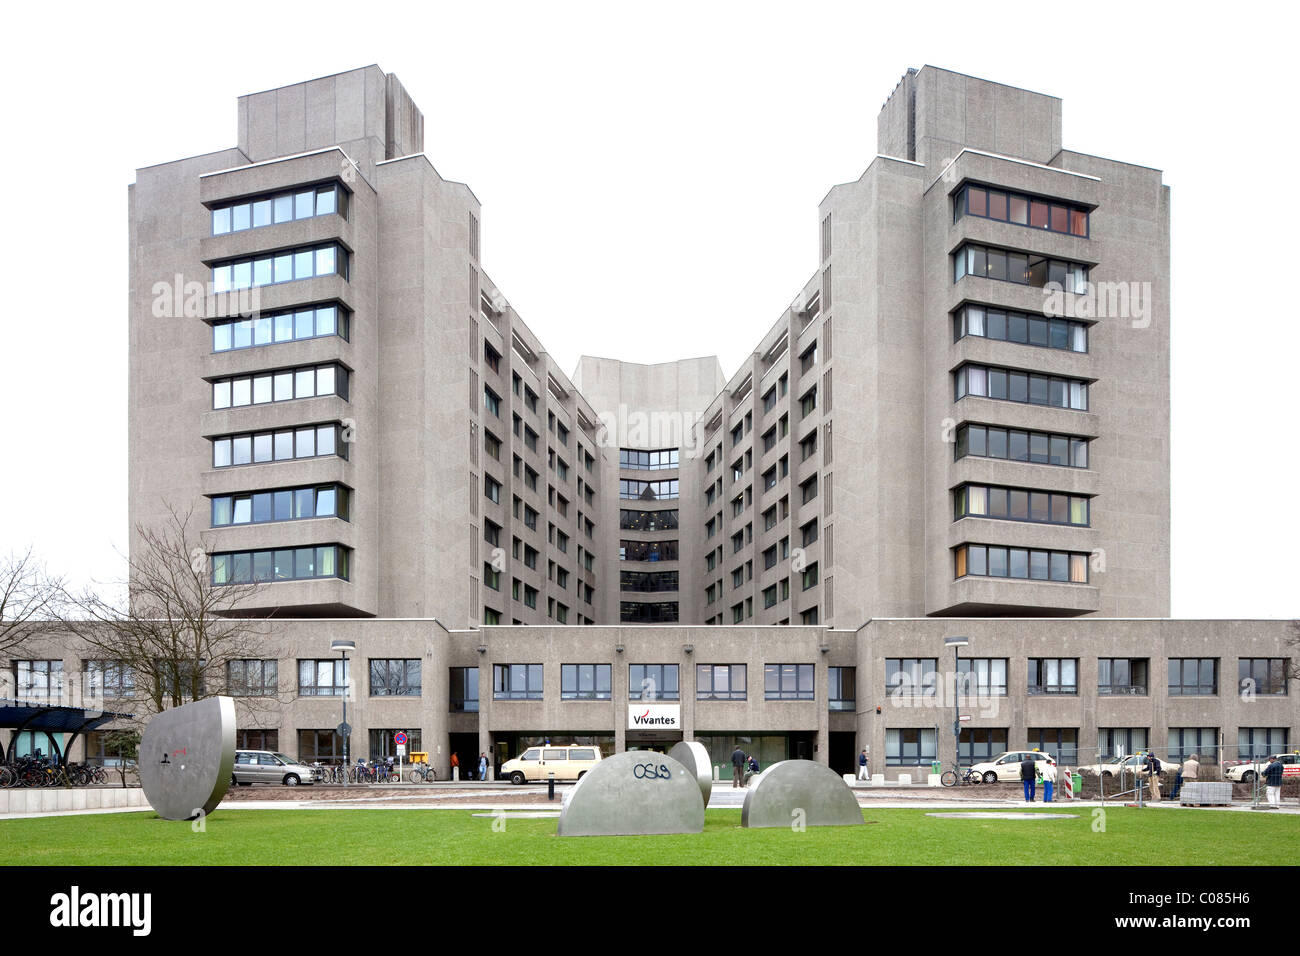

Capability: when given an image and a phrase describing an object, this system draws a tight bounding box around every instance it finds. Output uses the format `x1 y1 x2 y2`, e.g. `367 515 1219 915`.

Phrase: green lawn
3 807 1294 866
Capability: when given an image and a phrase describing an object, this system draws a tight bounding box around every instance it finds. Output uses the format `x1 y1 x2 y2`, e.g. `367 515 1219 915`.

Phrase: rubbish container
1072 773 1082 796
931 761 942 775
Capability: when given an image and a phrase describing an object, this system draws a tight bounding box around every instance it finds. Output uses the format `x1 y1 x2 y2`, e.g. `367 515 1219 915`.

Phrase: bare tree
0 547 64 661
61 503 283 718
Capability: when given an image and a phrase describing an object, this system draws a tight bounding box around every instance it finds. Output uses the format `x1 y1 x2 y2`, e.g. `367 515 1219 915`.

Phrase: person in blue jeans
1020 756 1037 802
1042 760 1056 802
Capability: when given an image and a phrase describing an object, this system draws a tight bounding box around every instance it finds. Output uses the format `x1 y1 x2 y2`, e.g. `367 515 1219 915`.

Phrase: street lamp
945 637 969 776
331 640 356 786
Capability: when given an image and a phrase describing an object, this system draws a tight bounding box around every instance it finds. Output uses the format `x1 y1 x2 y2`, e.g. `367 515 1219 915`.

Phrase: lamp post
945 637 969 776
331 640 356 787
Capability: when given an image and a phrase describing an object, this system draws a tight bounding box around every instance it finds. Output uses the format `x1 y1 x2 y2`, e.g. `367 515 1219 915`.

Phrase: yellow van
501 745 602 784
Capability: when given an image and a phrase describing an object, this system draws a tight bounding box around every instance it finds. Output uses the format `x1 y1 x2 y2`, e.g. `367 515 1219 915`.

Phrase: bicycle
940 765 982 787
409 764 437 784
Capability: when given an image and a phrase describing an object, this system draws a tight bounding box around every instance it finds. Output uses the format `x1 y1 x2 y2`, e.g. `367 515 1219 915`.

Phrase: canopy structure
0 698 134 764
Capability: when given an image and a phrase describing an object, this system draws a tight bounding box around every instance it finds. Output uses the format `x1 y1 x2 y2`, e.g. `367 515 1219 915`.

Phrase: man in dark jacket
1020 755 1036 802
731 746 747 788
1263 756 1285 809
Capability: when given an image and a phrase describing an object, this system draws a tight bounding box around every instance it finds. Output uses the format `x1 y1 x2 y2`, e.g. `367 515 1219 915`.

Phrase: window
484 430 501 461
886 659 937 697
298 730 345 765
370 729 423 762
957 658 1008 696
484 474 501 504
1237 728 1288 760
800 386 818 418
799 430 817 462
952 242 1088 293
619 479 679 500
620 602 679 623
953 304 1086 353
800 342 817 375
762 387 777 413
800 519 818 547
1168 659 1218 696
954 184 1089 237
494 664 543 700
83 660 134 699
886 728 937 766
1099 728 1148 758
1028 728 1079 766
484 519 501 547
213 304 349 352
211 242 348 293
954 545 1089 584
15 660 62 701
298 659 350 697
800 475 818 505
1168 727 1218 764
765 663 814 700
484 342 501 374
561 664 611 700
1028 659 1078 695
1098 659 1149 696
483 562 501 591
620 570 679 592
211 545 349 584
524 585 538 608
1238 658 1288 696
959 728 1008 764
211 484 348 527
697 664 746 701
954 364 1088 411
954 484 1089 527
212 363 348 410
524 388 539 413
210 183 346 236
630 663 679 700
621 540 678 562
801 562 819 590
619 448 679 470
619 509 678 531
450 667 479 712
955 424 1088 469
484 387 501 417
226 659 277 697
828 666 855 712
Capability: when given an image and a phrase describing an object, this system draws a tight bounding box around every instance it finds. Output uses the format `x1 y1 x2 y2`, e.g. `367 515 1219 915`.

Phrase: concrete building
3 65 1292 781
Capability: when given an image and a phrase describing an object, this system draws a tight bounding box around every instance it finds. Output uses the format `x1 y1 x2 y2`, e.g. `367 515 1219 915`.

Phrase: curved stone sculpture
668 740 712 806
741 759 864 828
138 696 237 821
557 751 705 837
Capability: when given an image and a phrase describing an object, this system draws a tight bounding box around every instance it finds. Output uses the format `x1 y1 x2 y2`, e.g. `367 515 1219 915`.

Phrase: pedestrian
730 744 746 788
1263 755 1285 809
450 752 459 779
1178 753 1199 801
857 749 870 781
1020 754 1036 802
1042 759 1056 803
1143 753 1162 802
478 752 489 782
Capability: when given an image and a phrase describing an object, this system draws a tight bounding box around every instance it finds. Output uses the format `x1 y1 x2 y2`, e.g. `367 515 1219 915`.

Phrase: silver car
231 750 317 787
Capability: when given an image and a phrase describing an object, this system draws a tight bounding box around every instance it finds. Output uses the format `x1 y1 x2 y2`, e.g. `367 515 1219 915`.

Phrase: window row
620 570 679 593
955 424 1089 469
953 304 1087 353
620 540 678 562
954 363 1088 411
954 483 1089 526
954 544 1090 584
953 243 1088 293
212 243 348 293
210 545 350 585
210 484 349 527
619 479 679 501
619 601 680 623
619 448 679 470
213 304 347 352
210 183 345 235
212 423 346 468
212 363 348 409
619 508 678 531
954 183 1089 237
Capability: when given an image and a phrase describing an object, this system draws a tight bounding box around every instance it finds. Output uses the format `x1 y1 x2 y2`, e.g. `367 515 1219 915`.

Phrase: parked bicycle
940 764 982 787
409 764 437 784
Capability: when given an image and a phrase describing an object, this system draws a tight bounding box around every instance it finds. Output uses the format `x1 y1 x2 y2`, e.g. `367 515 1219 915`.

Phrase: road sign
337 722 352 738
397 745 407 757
394 732 408 746
958 715 972 721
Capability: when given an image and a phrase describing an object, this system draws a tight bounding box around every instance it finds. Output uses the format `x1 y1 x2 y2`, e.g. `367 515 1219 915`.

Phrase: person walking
857 749 870 781
730 745 746 788
450 752 460 780
1042 760 1056 803
478 752 489 782
1263 755 1285 809
1020 754 1036 802
1143 753 1162 802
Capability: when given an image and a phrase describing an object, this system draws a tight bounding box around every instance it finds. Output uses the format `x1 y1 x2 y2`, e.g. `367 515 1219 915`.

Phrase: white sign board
628 704 681 730
396 744 407 757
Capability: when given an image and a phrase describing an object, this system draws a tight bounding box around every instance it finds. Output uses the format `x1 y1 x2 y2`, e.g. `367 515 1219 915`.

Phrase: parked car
1076 754 1180 778
231 750 318 786
501 745 602 785
1224 753 1300 783
968 751 1056 784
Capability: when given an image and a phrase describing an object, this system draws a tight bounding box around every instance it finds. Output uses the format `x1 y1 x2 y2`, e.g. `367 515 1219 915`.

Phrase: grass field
4 807 1296 865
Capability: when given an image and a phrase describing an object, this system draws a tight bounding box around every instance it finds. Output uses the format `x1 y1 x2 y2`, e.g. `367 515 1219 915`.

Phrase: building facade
3 65 1291 780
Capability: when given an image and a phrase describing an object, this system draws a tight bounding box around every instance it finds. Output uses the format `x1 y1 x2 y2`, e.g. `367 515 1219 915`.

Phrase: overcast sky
1 1 1296 618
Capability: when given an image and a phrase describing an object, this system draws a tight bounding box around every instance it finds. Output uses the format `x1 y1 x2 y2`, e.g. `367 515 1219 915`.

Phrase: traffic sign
394 731 408 746
336 722 352 738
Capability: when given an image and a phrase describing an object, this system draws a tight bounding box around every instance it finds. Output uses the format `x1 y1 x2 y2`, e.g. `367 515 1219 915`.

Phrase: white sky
1 1 1296 618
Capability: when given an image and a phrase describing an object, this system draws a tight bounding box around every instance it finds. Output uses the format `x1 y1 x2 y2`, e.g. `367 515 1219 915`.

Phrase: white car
1076 754 1180 778
1225 753 1300 783
968 751 1056 784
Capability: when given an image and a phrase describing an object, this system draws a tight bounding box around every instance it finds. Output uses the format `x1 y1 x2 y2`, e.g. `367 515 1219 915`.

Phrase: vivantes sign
628 704 680 730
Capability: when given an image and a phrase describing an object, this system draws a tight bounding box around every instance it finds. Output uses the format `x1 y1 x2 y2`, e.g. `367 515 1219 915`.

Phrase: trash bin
931 761 942 775
1072 773 1082 795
